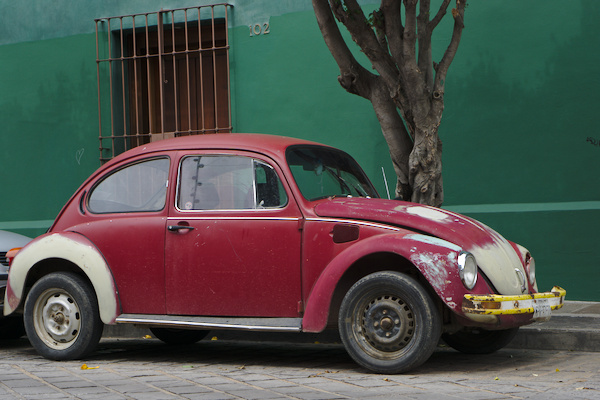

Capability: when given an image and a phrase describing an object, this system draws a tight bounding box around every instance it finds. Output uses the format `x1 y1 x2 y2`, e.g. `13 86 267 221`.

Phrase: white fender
4 232 120 324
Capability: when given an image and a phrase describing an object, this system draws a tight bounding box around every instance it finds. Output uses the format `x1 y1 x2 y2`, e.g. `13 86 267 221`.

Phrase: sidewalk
509 300 600 352
104 301 600 352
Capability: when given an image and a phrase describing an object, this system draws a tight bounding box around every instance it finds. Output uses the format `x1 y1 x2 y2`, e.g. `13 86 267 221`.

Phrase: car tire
338 271 441 374
24 272 104 360
442 327 519 354
150 327 209 344
0 317 26 340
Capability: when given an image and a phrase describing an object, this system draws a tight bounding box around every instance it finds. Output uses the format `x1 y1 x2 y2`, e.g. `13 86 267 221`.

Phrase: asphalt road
0 337 599 400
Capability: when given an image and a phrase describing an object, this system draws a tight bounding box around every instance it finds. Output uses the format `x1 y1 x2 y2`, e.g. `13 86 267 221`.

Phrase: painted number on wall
249 22 270 37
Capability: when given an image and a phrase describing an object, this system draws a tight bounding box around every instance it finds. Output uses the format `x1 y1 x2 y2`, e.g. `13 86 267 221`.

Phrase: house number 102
249 22 270 36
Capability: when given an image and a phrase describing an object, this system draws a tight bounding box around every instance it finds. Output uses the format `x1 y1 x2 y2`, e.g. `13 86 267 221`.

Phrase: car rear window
88 158 170 213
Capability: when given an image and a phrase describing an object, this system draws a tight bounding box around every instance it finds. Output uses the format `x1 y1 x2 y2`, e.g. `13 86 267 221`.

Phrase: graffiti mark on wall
76 148 85 165
586 137 600 148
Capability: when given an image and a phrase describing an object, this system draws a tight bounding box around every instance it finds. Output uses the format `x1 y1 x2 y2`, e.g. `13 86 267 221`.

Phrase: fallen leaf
144 335 152 339
81 364 99 370
211 336 218 341
494 377 499 381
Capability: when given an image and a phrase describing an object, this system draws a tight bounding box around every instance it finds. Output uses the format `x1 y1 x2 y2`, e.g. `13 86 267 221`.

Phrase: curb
508 301 600 352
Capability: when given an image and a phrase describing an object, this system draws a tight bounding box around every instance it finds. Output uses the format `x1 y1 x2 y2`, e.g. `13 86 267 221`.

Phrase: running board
115 314 303 332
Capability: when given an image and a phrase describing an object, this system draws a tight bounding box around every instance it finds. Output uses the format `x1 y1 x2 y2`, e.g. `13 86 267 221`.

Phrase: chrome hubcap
35 290 81 348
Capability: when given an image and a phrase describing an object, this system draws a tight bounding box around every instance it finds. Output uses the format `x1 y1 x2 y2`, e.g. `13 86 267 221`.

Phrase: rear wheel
24 272 103 360
442 327 519 354
339 271 441 374
150 327 209 344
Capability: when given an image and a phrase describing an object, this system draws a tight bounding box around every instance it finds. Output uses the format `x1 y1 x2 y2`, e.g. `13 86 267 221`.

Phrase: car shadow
1 335 562 375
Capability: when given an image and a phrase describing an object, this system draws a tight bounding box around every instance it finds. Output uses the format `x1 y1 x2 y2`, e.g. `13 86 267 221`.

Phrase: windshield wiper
323 165 368 197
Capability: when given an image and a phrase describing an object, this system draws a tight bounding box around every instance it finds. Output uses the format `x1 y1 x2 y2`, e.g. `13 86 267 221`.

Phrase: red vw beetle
4 134 565 373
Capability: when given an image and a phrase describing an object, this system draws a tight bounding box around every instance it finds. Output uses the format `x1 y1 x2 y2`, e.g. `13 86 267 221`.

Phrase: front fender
302 232 477 333
3 232 121 324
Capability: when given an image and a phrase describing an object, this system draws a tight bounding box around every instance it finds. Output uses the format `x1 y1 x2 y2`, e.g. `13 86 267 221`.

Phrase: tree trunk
370 81 414 201
409 124 443 207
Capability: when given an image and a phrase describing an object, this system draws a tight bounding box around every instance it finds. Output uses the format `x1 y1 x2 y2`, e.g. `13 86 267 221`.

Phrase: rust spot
463 298 477 310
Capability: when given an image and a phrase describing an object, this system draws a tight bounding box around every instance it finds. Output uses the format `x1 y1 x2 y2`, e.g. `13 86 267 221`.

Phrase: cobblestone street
1 337 599 400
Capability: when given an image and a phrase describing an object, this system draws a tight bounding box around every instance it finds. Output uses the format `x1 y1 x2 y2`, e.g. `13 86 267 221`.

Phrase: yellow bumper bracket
462 286 566 321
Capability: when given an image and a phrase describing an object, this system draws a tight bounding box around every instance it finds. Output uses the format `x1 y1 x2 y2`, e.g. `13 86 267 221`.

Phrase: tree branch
381 0 404 68
417 0 433 90
433 0 465 95
312 0 375 99
402 0 418 65
429 0 451 30
370 8 389 52
331 0 399 88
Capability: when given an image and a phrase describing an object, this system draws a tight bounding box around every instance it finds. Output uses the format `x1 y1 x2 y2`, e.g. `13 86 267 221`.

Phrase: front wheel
442 327 519 354
339 271 441 374
24 272 103 360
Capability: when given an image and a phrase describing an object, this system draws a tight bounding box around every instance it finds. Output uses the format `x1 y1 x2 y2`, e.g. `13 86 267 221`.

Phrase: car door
76 157 170 314
165 152 303 317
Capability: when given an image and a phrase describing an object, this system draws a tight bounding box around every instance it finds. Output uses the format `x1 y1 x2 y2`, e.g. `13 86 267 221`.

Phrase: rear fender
302 233 471 332
3 232 120 324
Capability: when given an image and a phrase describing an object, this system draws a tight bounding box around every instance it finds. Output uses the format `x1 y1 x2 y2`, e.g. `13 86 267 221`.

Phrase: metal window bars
95 4 232 162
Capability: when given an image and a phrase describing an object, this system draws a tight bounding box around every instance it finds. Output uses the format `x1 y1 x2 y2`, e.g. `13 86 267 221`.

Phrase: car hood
314 198 526 295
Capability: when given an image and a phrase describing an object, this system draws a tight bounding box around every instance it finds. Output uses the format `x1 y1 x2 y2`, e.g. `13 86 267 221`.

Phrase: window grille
95 4 232 162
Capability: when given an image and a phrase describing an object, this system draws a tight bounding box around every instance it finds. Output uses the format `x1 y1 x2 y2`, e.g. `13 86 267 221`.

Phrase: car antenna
381 167 391 200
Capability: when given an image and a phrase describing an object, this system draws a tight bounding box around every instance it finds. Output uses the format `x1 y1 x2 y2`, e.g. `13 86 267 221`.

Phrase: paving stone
1 338 600 400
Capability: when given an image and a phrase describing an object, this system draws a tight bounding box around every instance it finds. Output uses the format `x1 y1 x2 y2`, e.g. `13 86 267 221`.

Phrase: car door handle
167 225 195 232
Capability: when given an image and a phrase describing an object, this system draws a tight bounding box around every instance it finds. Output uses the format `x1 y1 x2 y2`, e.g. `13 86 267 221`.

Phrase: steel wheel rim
33 288 81 350
353 294 415 358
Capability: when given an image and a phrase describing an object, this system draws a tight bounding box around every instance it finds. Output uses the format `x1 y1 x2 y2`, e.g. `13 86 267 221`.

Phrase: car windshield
286 145 379 201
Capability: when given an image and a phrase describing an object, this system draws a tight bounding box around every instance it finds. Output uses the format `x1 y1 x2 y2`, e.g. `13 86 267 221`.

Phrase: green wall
0 34 99 237
0 1 598 300
441 1 600 300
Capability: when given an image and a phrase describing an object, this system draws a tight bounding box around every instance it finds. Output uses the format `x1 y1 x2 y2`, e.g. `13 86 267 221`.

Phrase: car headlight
458 251 478 290
525 252 536 285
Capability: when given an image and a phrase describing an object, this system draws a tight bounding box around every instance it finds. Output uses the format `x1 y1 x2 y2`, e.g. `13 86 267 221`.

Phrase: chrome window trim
167 216 300 222
87 156 171 214
305 217 402 232
175 154 289 213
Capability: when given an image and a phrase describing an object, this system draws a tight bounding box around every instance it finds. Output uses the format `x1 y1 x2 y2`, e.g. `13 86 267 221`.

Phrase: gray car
0 230 31 340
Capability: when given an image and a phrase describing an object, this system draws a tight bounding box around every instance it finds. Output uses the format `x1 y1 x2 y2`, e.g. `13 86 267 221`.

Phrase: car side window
254 160 287 208
88 158 170 213
177 155 287 211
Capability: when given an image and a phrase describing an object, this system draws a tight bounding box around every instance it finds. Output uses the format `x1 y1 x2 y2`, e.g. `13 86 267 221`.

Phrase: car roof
110 133 326 164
